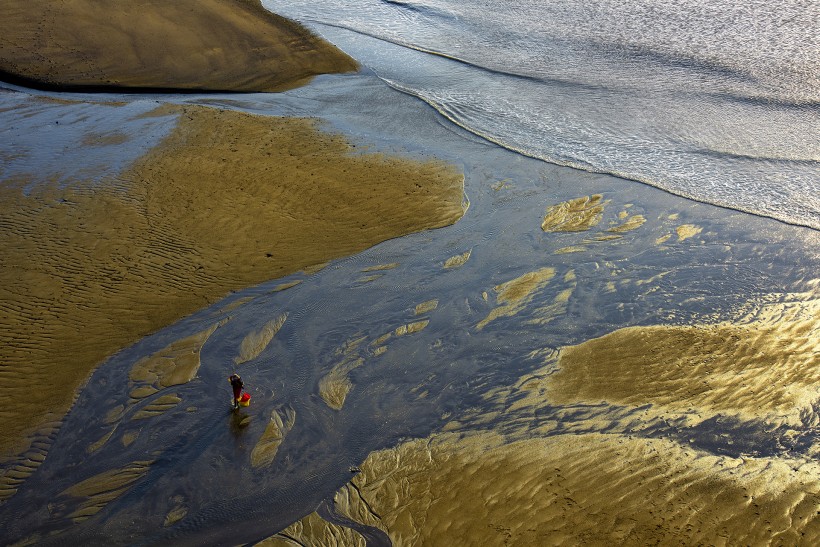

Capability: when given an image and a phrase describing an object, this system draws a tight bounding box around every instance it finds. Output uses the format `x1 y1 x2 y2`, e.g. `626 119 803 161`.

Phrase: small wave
379 0 457 21
311 20 545 84
378 76 820 231
688 147 820 165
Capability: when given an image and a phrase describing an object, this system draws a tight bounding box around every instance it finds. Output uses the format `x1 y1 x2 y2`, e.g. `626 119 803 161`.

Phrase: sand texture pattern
319 432 820 546
56 460 153 523
547 299 820 425
0 0 357 92
0 104 465 457
477 267 556 329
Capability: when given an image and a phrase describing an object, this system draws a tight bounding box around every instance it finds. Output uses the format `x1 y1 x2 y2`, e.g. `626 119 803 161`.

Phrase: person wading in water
228 373 244 409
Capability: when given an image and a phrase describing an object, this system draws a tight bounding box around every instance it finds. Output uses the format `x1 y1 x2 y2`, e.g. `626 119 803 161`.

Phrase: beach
1 0 819 545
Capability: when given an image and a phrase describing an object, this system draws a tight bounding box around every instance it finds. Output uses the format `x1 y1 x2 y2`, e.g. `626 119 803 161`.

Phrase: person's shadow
229 408 252 439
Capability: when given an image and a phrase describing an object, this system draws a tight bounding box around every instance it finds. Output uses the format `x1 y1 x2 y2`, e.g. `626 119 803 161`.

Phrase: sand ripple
547 299 820 425
314 432 820 546
278 293 820 545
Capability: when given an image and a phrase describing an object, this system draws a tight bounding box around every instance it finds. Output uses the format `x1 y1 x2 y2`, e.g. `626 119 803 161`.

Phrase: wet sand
292 431 820 546
0 103 465 458
275 296 820 545
546 297 820 426
0 0 357 92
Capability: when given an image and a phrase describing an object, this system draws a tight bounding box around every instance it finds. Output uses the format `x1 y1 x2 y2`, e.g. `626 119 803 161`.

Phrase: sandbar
0 0 357 92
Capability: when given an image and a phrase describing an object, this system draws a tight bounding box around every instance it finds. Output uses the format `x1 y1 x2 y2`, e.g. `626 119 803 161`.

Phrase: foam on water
263 0 820 229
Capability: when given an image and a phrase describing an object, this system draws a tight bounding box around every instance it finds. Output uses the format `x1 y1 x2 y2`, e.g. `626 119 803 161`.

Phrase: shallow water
0 92 178 191
0 72 818 544
263 0 820 229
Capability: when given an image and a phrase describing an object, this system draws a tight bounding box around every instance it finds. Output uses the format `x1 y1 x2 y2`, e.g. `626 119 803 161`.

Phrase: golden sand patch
477 267 556 330
607 214 646 233
361 263 400 272
541 195 608 232
318 360 363 411
319 336 369 411
676 224 703 241
251 407 296 468
235 314 288 365
0 104 464 457
164 502 188 527
395 320 429 337
301 263 329 275
271 280 302 293
56 460 152 523
217 297 256 315
121 430 139 448
553 245 587 254
130 323 223 395
132 394 182 420
546 299 820 425
370 333 392 348
414 299 439 315
585 234 622 242
444 250 471 269
316 432 820 546
0 0 357 92
87 429 116 455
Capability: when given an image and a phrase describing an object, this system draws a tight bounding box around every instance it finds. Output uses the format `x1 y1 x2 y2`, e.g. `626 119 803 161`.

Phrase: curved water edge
262 0 820 230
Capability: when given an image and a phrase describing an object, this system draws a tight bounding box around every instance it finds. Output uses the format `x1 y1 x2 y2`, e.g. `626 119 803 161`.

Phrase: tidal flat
1 14 819 547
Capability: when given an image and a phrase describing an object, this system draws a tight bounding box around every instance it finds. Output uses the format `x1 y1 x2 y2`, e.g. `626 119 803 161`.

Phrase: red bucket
239 393 251 407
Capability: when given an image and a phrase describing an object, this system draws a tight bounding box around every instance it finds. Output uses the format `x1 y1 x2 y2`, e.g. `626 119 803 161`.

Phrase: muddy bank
0 0 357 92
